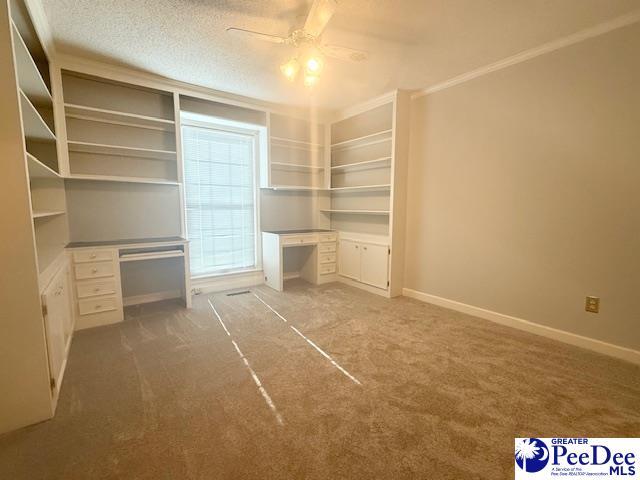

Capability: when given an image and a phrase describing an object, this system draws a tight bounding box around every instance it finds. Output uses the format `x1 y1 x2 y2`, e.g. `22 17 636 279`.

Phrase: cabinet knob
91 268 98 273
355 245 359 249
94 287 100 292
95 305 101 309
90 253 96 259
363 246 367 250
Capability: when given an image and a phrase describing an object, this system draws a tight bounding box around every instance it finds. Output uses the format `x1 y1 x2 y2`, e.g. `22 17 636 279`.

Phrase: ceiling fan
227 0 369 87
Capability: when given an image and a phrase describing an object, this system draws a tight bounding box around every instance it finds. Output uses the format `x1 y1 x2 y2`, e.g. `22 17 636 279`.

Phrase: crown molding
412 9 640 100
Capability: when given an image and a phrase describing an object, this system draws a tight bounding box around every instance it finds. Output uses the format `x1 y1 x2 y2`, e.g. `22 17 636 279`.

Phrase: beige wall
405 23 640 351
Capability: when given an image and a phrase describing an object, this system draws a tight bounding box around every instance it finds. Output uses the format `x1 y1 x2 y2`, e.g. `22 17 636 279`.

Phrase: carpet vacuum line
208 299 284 426
251 292 362 386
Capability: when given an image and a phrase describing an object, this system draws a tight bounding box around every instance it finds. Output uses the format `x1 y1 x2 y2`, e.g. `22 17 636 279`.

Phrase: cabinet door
339 240 361 280
41 268 70 395
360 243 389 289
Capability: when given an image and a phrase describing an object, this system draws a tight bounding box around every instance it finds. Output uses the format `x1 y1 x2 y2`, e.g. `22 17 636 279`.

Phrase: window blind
182 125 257 277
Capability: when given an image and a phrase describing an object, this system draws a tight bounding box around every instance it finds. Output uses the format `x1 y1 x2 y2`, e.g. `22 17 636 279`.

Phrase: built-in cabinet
41 261 74 403
338 239 389 290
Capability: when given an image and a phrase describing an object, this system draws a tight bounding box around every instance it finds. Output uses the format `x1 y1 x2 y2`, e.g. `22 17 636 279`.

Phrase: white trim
402 288 640 366
338 276 390 298
332 90 396 123
411 9 640 100
23 0 55 58
122 290 182 307
191 270 264 294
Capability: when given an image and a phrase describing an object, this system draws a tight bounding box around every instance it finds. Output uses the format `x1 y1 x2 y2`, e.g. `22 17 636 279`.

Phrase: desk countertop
66 236 187 249
262 229 334 235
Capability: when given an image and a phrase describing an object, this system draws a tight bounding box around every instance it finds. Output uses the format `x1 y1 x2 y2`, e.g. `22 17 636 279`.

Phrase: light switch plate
585 296 600 313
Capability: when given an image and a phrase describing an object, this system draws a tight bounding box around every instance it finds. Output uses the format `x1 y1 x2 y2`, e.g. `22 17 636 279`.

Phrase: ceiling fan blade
304 0 337 37
226 27 287 44
322 44 369 62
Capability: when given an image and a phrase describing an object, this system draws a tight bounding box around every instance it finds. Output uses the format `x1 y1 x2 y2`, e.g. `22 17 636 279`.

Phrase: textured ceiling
41 0 640 110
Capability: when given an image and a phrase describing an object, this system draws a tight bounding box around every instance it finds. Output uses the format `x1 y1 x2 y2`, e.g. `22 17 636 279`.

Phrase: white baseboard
191 270 264 294
403 288 640 366
283 272 300 280
123 290 182 307
338 275 390 297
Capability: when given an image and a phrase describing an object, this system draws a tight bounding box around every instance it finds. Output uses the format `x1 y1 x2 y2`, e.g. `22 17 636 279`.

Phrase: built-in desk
66 237 191 329
262 230 338 291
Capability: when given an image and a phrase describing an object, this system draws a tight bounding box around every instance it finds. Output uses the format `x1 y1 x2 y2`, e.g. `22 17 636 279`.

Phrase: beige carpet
1 280 638 479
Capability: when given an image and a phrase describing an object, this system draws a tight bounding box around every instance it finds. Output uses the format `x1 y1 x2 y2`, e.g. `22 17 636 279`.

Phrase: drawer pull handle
94 287 100 292
90 253 96 259
94 305 101 309
91 268 98 273
363 247 367 250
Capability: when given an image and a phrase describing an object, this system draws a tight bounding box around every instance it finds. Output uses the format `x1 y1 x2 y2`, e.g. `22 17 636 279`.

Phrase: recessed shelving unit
328 102 395 237
10 2 67 278
62 70 179 183
262 112 328 190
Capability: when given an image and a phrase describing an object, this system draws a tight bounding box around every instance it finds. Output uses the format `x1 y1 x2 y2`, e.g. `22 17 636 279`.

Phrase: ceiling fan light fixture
280 58 300 81
305 55 323 75
303 72 320 88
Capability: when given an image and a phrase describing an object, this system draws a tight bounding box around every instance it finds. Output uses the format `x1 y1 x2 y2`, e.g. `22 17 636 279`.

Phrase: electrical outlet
585 296 600 313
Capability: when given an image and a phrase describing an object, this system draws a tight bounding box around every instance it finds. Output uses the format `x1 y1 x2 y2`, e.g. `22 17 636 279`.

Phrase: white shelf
19 91 55 141
64 103 175 131
27 153 60 178
32 210 65 219
65 174 180 186
331 156 392 171
330 129 392 150
320 209 390 215
11 22 51 106
119 250 184 262
271 136 323 149
261 185 327 191
271 162 324 172
67 141 177 161
330 184 391 192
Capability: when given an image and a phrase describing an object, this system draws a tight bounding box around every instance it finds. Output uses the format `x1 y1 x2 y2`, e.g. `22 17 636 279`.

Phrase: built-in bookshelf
262 112 328 190
325 91 410 297
327 102 394 234
61 71 179 183
10 0 67 277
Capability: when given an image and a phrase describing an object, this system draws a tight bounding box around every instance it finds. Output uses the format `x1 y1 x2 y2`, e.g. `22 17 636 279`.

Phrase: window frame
180 117 262 280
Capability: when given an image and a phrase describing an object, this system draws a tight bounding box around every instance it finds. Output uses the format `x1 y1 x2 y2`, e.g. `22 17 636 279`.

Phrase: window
182 121 259 277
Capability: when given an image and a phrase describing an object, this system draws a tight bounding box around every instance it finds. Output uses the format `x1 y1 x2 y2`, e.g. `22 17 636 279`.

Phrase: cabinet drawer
318 242 337 253
319 263 336 275
78 296 118 316
76 279 117 299
319 253 336 264
74 262 115 280
282 234 318 246
73 249 114 264
318 233 337 242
